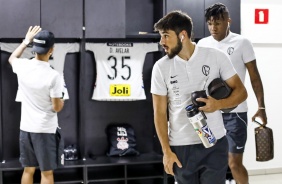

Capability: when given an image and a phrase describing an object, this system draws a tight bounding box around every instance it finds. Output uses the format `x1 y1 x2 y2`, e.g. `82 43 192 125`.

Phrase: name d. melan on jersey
109 47 130 53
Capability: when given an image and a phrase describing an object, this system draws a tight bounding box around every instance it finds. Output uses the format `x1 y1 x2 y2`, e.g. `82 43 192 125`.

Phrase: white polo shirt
197 32 256 112
11 58 63 133
151 45 236 146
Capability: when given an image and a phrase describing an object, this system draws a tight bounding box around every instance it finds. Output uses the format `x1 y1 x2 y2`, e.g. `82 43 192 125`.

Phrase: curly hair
204 3 230 22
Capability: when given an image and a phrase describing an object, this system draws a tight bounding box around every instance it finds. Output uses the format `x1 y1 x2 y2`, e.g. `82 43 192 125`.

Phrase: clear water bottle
185 104 217 148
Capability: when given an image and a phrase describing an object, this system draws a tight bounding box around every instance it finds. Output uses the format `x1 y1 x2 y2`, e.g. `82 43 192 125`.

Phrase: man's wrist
23 39 30 46
258 107 265 110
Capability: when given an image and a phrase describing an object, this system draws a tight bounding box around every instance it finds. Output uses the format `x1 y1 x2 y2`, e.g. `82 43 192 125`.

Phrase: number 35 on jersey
86 43 159 101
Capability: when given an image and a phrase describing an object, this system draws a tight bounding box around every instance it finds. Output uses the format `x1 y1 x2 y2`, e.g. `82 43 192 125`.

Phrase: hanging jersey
49 43 80 100
1 43 35 102
86 43 159 101
0 42 34 59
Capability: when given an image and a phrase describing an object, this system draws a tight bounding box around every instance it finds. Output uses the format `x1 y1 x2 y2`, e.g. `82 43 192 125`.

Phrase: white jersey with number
86 43 159 101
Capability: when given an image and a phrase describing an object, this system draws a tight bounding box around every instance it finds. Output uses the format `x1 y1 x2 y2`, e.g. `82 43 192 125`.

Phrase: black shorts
19 128 64 171
171 136 228 184
223 112 248 153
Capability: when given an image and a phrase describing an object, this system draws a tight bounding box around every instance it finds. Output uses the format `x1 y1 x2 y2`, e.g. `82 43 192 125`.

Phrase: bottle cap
185 104 199 117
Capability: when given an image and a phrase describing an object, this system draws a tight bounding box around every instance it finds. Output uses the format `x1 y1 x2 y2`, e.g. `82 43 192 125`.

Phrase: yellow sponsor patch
110 84 131 96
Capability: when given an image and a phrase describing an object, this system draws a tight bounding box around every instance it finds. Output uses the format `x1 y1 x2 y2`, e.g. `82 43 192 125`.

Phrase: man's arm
8 26 41 65
198 74 247 112
246 60 267 125
51 98 64 112
152 94 182 176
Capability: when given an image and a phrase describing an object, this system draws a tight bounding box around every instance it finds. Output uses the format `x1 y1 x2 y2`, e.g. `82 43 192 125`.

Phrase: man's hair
204 3 230 22
154 10 193 38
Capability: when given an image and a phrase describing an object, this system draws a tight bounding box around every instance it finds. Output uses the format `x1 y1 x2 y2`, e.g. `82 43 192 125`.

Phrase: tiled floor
249 173 282 184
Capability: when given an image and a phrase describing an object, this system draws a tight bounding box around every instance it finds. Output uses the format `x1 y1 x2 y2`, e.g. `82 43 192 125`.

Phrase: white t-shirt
197 32 256 112
11 58 63 133
86 43 159 101
151 45 236 146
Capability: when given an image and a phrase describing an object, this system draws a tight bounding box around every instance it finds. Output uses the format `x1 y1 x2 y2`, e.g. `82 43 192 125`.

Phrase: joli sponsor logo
110 84 131 96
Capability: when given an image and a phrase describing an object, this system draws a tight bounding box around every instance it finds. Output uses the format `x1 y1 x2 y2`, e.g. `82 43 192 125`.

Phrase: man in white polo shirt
8 26 64 184
197 3 268 184
151 10 247 184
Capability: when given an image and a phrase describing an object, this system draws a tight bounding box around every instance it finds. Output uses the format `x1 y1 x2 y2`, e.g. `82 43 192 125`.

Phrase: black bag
208 78 236 113
254 120 274 162
64 144 78 161
106 123 140 157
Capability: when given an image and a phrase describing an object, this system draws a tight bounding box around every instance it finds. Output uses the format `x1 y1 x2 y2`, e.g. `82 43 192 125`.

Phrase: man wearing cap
8 26 64 184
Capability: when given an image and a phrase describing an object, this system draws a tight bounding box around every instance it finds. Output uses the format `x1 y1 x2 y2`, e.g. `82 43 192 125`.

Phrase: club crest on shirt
227 47 234 55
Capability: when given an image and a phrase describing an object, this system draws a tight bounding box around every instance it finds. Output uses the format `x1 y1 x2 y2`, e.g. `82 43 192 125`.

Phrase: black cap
32 30 55 54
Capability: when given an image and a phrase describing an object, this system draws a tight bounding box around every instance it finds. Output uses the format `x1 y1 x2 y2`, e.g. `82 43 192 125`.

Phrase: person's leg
30 132 58 183
41 170 54 184
21 167 36 184
223 113 248 184
19 131 39 184
200 136 229 184
229 153 248 184
171 145 199 184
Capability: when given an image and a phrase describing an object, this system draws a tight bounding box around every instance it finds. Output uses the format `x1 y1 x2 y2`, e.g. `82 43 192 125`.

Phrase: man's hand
8 25 42 64
24 26 42 43
252 109 267 126
197 96 219 112
163 151 182 176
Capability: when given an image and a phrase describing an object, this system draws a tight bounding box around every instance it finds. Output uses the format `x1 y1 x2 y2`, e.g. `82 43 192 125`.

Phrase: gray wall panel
85 0 126 38
41 0 83 38
166 0 205 39
126 0 156 34
0 0 40 38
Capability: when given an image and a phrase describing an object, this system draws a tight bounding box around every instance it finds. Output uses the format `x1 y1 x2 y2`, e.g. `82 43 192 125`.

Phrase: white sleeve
50 73 64 98
242 38 256 63
151 62 167 96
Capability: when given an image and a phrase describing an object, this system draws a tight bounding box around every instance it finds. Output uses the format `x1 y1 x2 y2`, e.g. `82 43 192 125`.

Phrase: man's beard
167 38 182 59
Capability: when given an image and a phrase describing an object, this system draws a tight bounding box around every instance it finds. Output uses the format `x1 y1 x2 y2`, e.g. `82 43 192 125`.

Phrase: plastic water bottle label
202 124 216 144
